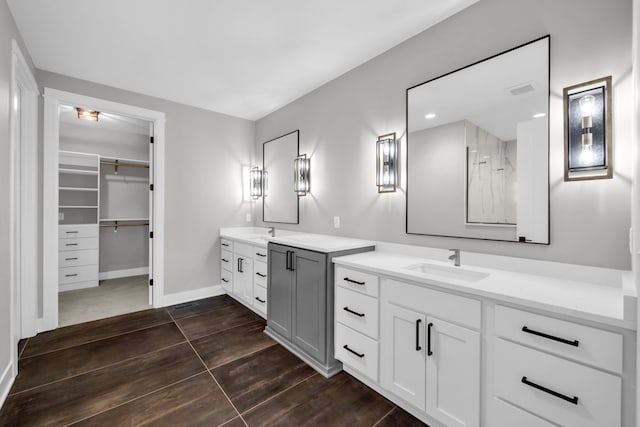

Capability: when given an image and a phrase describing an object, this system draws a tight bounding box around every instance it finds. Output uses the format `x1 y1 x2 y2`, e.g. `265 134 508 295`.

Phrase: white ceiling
8 0 478 121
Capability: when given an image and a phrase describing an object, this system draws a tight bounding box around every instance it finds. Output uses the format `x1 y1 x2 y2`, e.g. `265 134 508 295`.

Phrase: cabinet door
381 302 426 410
267 245 292 340
426 317 480 427
233 253 253 304
291 248 327 363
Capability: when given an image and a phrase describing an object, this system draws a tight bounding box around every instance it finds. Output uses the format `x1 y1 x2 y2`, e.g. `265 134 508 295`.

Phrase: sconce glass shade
293 154 310 196
76 107 99 121
376 133 397 193
250 166 263 199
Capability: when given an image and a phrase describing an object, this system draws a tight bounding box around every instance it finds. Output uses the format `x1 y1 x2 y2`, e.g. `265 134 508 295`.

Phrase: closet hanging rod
100 161 149 168
99 223 149 228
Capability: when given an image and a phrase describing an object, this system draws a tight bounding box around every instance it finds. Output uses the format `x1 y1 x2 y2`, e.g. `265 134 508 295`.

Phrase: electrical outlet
59 212 64 221
246 213 252 222
333 216 340 229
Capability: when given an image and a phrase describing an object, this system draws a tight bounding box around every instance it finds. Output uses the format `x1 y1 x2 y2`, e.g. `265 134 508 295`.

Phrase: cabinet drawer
491 397 555 427
58 236 98 251
221 269 232 292
221 249 233 272
59 265 98 285
335 323 378 382
495 305 622 373
234 242 253 257
335 266 379 297
254 260 267 287
59 225 98 238
494 338 621 427
253 284 267 315
335 286 379 339
58 249 98 268
221 238 233 250
254 246 268 260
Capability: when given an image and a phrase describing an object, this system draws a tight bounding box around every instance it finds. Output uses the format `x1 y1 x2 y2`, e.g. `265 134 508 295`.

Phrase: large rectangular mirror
263 130 299 224
407 36 549 244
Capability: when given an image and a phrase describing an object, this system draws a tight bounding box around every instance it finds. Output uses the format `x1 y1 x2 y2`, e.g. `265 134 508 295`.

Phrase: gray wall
255 0 633 270
38 70 256 295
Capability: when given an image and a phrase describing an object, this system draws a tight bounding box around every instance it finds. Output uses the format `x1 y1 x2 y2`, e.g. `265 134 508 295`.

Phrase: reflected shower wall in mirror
406 36 550 244
263 130 299 224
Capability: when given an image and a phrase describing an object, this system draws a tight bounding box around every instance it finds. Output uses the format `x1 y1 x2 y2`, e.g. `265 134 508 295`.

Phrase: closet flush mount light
76 107 99 122
250 166 263 199
376 133 397 193
293 154 310 196
424 113 436 119
533 112 546 118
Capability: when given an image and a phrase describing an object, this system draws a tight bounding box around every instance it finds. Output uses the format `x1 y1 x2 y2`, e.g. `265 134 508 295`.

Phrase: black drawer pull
221 258 229 262
65 231 79 234
343 277 365 285
343 344 364 358
256 272 266 278
65 257 78 261
65 243 78 246
221 278 229 283
521 376 578 405
65 273 78 277
427 322 433 356
343 306 365 317
255 297 266 303
237 258 244 273
522 326 579 347
256 252 266 257
221 243 230 246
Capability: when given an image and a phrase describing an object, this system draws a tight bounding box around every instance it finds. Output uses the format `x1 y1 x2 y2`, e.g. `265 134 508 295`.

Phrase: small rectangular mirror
263 130 299 224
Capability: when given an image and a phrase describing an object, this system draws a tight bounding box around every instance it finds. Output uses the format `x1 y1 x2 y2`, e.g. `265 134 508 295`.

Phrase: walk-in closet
57 105 153 326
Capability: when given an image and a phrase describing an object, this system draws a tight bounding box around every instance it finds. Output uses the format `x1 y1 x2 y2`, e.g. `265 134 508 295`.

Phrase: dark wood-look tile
0 343 204 426
176 303 263 341
242 372 394 427
12 323 186 394
22 308 172 358
192 320 274 369
73 372 237 427
375 407 428 427
166 294 238 320
17 338 28 359
212 345 316 413
222 417 247 427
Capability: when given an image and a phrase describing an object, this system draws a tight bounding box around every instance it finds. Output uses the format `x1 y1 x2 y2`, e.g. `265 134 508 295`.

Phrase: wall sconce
563 76 612 181
249 166 263 199
294 154 310 196
76 107 100 122
376 132 397 193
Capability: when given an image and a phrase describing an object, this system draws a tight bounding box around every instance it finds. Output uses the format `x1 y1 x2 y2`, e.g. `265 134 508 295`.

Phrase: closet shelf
100 218 149 222
59 168 99 176
59 206 99 209
59 187 99 192
100 156 149 165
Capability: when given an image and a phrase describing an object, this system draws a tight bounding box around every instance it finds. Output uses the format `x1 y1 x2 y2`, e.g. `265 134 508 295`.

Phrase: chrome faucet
267 227 275 237
448 249 460 267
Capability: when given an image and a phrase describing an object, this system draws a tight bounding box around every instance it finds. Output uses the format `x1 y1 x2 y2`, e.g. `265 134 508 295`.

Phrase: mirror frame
262 129 300 224
405 35 550 244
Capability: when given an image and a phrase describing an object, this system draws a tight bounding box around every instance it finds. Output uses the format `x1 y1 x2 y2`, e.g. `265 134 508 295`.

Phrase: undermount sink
404 262 490 282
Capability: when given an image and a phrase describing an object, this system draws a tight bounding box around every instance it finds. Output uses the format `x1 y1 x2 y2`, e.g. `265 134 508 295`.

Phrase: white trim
0 362 15 409
160 285 225 307
43 88 166 331
99 267 149 281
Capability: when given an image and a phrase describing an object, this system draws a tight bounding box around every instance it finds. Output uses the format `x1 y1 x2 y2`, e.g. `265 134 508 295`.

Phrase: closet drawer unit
254 246 268 261
221 238 233 251
58 249 98 268
59 265 98 285
221 269 232 292
335 286 379 339
495 305 622 373
59 236 99 251
254 260 268 287
491 397 555 427
234 242 253 257
59 225 98 238
253 284 267 315
335 323 378 382
335 266 379 297
221 249 233 272
494 338 621 427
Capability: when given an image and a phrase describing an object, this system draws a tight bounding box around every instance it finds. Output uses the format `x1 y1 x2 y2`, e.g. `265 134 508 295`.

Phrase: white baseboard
0 362 15 409
159 285 225 307
99 267 149 281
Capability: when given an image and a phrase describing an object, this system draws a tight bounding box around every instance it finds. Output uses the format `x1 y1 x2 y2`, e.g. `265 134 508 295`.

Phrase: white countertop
220 227 270 247
333 251 636 330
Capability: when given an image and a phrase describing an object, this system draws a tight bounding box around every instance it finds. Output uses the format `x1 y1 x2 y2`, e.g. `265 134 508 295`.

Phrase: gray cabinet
268 244 292 339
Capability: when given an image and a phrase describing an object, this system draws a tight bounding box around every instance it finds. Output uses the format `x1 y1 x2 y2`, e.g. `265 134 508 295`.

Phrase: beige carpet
59 275 151 327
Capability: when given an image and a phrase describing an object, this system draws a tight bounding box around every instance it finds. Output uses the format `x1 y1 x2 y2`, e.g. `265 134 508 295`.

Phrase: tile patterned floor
1 295 427 426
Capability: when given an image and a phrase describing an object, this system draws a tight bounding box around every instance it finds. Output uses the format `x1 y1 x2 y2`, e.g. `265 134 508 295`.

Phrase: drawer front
494 338 621 427
253 284 267 316
335 323 378 382
221 249 233 272
335 286 379 339
58 236 98 251
335 266 379 297
254 246 268 260
495 305 622 374
221 238 233 251
491 397 555 427
59 225 98 238
234 242 253 257
58 249 98 268
254 260 268 287
221 269 232 292
59 265 98 285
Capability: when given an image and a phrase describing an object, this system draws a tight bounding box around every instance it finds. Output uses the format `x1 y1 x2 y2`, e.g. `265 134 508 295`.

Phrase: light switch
333 216 340 229
59 212 64 221
246 213 252 222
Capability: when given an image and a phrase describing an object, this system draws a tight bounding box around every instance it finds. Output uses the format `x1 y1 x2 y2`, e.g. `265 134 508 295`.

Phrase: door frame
42 88 166 331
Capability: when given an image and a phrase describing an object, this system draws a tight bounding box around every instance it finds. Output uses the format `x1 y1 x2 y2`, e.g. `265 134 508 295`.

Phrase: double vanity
220 227 636 427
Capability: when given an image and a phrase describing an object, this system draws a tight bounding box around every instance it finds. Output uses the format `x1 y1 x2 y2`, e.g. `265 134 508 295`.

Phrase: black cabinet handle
256 252 266 257
65 273 78 277
285 250 290 270
343 306 365 317
237 258 244 273
256 272 266 278
221 258 229 263
221 278 229 283
255 296 266 303
343 344 365 358
221 243 229 247
521 376 579 405
289 251 295 271
65 257 78 261
65 243 78 246
416 319 422 351
65 231 79 234
343 277 365 285
427 322 433 356
522 326 579 347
